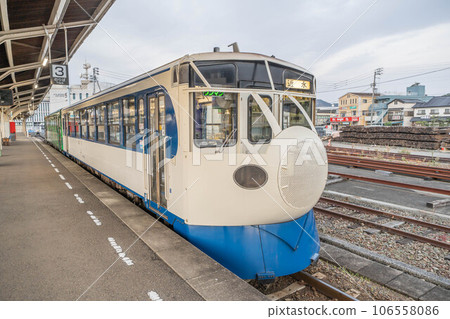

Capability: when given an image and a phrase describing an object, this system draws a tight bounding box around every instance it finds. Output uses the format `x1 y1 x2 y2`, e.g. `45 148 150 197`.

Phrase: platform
326 164 450 216
0 135 266 301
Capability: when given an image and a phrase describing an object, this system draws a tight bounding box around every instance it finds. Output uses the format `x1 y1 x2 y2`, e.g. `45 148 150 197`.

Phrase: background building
385 98 423 126
316 99 338 126
15 98 50 134
336 92 378 128
411 96 450 127
370 83 432 125
14 62 115 134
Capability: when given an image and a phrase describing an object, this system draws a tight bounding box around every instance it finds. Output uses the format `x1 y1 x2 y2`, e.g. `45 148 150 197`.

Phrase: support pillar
0 108 10 141
22 117 28 137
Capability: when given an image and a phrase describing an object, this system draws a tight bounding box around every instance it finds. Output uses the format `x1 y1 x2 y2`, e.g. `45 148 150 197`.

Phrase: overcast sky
68 0 450 103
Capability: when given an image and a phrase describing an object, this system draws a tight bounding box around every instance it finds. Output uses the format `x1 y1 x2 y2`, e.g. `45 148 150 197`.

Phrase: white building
385 98 423 126
15 98 50 133
411 96 450 127
49 81 115 113
15 80 115 133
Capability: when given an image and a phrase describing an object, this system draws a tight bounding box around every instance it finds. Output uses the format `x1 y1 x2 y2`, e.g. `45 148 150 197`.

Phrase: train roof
186 51 310 74
47 51 313 116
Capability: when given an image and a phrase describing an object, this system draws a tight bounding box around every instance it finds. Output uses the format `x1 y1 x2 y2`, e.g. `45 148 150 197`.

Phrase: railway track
328 171 450 196
291 271 358 301
315 198 450 250
326 146 450 164
263 271 359 301
328 153 450 181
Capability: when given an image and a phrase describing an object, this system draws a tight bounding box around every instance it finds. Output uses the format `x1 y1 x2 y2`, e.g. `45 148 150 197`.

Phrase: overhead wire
317 65 450 94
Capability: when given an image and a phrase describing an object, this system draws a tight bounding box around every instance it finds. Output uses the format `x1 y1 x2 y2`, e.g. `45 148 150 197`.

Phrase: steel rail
329 158 448 180
319 197 450 233
328 154 450 180
326 146 450 164
291 271 358 301
328 154 450 174
314 207 450 250
328 171 450 196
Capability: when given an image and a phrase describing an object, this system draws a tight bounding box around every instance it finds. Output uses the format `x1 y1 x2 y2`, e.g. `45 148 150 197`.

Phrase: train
45 51 328 280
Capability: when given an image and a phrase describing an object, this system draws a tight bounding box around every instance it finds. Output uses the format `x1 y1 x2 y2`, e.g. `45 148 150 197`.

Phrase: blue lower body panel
173 209 320 279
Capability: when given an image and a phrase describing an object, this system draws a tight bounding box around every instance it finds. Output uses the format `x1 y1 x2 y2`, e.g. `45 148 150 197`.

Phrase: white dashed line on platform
148 291 163 301
59 174 66 180
54 168 60 173
51 164 55 167
108 237 134 266
65 182 72 189
74 194 84 204
86 211 102 226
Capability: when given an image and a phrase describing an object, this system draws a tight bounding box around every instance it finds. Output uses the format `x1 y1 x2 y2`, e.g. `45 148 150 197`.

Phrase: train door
147 93 167 208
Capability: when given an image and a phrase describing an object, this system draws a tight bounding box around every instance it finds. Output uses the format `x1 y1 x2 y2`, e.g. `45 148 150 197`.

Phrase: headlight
233 165 268 189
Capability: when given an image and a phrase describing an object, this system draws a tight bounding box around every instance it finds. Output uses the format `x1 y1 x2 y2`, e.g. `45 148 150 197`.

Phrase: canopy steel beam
31 0 72 104
0 20 96 45
0 76 51 90
3 0 116 118
0 57 65 82
0 0 21 106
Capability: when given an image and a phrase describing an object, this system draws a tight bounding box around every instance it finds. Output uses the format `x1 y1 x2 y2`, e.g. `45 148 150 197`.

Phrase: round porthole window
233 165 268 189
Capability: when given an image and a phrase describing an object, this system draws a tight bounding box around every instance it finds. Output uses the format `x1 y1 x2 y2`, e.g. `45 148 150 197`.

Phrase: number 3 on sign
52 65 66 77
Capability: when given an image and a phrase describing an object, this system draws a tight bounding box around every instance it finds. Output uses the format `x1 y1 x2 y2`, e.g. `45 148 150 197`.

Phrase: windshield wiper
217 128 237 153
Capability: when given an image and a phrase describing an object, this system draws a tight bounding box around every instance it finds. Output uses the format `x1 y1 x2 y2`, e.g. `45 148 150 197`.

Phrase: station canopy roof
0 0 115 119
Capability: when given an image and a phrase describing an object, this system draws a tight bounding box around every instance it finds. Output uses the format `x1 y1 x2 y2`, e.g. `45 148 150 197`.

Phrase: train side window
193 92 238 148
88 108 95 140
96 105 106 142
69 112 75 137
123 97 136 148
74 111 80 137
81 109 89 139
63 114 67 136
138 99 145 134
107 101 121 145
66 114 70 136
172 66 178 84
248 95 272 143
179 63 189 84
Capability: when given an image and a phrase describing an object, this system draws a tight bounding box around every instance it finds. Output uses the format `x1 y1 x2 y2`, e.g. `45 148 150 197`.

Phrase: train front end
173 53 328 280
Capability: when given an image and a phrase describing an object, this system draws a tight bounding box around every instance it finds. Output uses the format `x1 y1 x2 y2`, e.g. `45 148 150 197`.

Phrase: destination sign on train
285 79 310 90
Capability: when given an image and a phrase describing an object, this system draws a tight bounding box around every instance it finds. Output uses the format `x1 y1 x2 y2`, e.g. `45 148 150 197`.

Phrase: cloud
313 22 450 78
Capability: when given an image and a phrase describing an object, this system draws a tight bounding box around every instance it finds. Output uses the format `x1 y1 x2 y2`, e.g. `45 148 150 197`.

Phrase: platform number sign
51 64 69 85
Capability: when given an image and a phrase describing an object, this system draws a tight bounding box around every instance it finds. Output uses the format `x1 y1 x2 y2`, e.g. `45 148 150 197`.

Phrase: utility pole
369 67 383 126
92 67 101 94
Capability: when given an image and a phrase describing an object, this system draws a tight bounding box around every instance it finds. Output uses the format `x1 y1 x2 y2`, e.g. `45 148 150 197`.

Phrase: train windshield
193 92 238 148
248 95 272 143
282 96 313 129
193 63 236 88
191 61 314 92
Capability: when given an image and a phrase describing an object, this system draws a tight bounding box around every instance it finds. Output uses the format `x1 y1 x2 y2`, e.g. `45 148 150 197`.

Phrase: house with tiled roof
385 98 424 126
411 96 450 127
